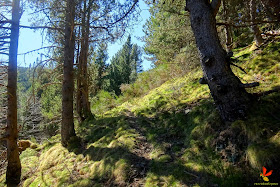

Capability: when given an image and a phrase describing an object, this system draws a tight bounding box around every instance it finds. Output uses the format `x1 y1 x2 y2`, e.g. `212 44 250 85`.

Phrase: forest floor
0 41 280 186
125 112 153 186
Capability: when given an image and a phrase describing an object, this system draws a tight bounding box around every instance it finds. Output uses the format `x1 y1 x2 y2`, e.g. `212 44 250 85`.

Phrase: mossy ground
1 41 280 186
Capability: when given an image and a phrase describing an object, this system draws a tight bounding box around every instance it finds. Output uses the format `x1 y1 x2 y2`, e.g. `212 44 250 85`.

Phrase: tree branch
0 48 8 51
0 20 12 24
19 25 63 31
18 46 61 56
230 62 247 74
253 86 280 97
240 82 259 88
0 137 7 141
0 36 10 40
108 0 139 26
0 41 10 44
0 52 9 56
0 26 10 29
217 20 280 28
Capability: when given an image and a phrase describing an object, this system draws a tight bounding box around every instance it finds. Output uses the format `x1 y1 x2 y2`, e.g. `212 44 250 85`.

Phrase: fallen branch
184 170 199 178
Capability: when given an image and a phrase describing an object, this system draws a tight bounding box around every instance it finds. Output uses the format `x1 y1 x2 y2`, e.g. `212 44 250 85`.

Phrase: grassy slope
1 42 280 187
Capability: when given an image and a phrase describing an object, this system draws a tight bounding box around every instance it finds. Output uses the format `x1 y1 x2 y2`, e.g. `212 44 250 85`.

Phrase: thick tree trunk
61 0 76 147
249 0 263 47
186 0 252 122
6 0 21 186
76 1 85 123
76 0 92 122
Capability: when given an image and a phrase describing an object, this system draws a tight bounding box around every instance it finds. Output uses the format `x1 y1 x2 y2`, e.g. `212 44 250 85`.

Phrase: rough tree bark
61 0 76 147
186 0 252 122
249 0 263 47
6 0 21 186
76 0 92 122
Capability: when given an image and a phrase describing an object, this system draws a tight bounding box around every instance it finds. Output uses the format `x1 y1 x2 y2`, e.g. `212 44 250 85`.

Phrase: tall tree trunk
186 0 252 122
76 0 92 122
76 1 85 123
222 1 233 52
225 25 233 52
6 0 21 186
61 0 76 147
249 0 263 47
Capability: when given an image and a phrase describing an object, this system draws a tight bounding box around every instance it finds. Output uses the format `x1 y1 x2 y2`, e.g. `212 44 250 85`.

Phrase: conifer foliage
107 36 143 95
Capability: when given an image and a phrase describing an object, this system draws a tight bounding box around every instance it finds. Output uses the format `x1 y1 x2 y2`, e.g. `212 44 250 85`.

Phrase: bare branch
0 26 10 29
0 41 10 44
0 137 7 141
217 20 280 28
0 13 9 21
108 0 139 26
230 62 247 74
0 20 12 24
0 48 8 51
39 82 61 90
0 52 9 56
240 82 259 88
253 86 280 97
18 46 61 56
0 36 10 40
19 25 63 31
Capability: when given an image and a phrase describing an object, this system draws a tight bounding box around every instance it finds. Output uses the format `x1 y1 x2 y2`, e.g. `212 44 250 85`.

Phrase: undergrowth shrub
90 90 119 115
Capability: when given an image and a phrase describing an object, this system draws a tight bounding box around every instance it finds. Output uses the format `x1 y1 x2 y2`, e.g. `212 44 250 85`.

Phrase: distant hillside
18 67 33 92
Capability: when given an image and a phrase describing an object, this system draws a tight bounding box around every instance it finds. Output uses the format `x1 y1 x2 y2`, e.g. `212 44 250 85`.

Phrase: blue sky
16 0 152 70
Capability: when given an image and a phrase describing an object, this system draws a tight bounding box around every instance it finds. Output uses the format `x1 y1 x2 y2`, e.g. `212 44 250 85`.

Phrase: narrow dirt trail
126 112 153 187
124 111 198 187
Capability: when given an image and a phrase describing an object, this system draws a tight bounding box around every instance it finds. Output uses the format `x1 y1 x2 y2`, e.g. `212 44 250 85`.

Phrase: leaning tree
185 0 258 122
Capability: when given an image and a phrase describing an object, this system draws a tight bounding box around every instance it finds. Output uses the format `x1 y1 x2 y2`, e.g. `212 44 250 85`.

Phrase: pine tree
95 43 108 91
61 0 76 147
144 0 197 65
129 44 143 82
107 36 142 95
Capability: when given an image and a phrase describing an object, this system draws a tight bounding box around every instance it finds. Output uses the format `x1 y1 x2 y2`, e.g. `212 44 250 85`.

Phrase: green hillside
1 41 279 187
